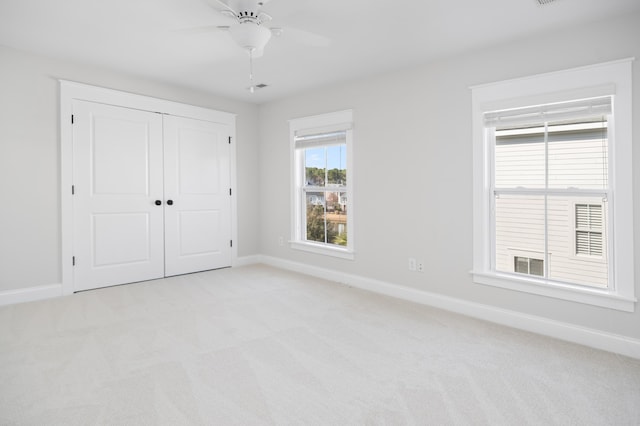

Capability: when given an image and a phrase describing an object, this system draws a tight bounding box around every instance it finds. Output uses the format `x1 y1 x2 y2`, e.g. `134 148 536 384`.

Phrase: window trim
471 59 635 312
289 110 354 259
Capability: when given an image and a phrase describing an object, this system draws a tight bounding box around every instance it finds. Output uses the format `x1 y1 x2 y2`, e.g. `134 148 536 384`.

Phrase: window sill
471 270 636 312
290 241 355 260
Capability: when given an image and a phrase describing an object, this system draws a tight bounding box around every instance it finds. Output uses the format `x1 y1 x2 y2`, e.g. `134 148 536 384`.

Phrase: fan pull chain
248 48 255 93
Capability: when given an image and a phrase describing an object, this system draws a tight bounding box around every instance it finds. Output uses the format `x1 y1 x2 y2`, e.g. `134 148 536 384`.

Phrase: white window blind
484 96 612 128
294 130 347 149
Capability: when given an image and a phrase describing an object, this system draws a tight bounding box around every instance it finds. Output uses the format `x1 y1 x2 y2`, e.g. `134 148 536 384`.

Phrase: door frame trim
60 80 237 295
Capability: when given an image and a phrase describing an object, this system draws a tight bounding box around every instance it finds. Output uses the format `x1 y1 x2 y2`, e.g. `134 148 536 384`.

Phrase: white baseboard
0 256 264 306
259 255 640 360
0 283 63 306
5 258 639 359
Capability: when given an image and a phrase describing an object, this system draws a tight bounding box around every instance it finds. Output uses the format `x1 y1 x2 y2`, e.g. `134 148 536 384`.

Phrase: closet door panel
163 115 231 276
72 100 165 291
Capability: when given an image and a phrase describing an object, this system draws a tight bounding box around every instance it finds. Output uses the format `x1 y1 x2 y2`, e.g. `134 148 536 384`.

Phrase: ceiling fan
213 0 278 58
207 0 329 92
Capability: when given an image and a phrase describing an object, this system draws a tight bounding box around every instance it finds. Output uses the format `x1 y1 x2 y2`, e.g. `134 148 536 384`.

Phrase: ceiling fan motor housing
236 10 266 24
226 0 269 17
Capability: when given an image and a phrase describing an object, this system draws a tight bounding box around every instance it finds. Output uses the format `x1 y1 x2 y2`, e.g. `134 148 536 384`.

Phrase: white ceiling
1 0 639 104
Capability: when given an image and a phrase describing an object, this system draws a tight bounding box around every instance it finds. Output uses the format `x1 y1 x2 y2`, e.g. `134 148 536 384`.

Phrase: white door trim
60 80 237 295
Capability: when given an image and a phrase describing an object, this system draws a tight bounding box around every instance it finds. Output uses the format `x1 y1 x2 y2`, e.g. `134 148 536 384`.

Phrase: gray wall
257 12 640 339
1 11 639 341
0 45 260 292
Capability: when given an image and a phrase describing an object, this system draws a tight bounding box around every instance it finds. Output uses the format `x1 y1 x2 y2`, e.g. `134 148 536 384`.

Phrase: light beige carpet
1 264 639 425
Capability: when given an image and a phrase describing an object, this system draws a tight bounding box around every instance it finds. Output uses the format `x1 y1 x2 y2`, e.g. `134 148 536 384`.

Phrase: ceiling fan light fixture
228 22 272 56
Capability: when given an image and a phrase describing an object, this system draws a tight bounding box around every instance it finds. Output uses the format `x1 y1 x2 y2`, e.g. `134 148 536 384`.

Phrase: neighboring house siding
494 133 608 288
495 196 607 288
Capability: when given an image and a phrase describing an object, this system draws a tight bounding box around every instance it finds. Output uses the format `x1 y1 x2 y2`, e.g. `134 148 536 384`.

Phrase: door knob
167 200 174 206
155 200 162 206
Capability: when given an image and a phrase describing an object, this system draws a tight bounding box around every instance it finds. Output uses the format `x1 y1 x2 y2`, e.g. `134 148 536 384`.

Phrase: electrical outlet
408 257 416 271
417 261 424 272
278 236 284 246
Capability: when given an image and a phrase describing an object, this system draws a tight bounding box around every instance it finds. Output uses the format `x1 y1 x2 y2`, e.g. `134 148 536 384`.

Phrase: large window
471 59 634 312
290 110 354 259
492 106 609 289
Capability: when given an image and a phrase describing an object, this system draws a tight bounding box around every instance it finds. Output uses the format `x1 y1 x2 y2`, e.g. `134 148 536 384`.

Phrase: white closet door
72 100 165 291
163 115 232 276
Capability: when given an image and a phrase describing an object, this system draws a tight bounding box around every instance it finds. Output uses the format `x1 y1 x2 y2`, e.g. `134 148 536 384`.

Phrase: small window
575 204 603 257
514 256 544 276
301 141 347 245
290 110 354 259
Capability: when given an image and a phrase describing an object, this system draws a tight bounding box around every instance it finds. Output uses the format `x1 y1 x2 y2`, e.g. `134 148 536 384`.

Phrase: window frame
289 110 354 259
471 59 635 312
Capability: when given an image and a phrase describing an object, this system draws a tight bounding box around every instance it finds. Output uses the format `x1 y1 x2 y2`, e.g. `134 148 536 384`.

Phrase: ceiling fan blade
270 27 283 37
171 24 221 35
258 11 272 23
212 0 237 15
279 27 330 48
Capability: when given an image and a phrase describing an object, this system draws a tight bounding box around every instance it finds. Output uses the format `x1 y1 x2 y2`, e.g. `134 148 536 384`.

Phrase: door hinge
71 185 75 195
229 188 232 196
230 240 233 248
228 136 231 144
71 114 74 124
72 256 75 266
